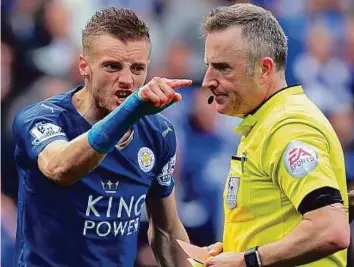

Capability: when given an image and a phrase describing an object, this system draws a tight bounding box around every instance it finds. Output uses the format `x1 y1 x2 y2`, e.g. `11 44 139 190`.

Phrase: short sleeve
12 103 68 160
262 123 340 210
150 119 177 198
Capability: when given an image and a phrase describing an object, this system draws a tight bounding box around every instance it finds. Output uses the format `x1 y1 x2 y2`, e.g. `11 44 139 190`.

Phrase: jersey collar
233 85 303 135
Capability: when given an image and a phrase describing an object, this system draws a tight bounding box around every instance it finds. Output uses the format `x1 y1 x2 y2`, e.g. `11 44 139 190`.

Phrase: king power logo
82 179 146 238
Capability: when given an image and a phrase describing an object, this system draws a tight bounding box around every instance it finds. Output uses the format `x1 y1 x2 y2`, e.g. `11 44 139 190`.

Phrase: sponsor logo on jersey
30 122 65 145
157 154 176 186
284 140 319 178
83 193 146 238
162 121 173 137
226 177 240 209
101 180 119 194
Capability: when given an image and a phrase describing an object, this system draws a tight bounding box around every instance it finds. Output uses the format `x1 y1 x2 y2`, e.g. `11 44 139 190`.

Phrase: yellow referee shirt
223 85 348 267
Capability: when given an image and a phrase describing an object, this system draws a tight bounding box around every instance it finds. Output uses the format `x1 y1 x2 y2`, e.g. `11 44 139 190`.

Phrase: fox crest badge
226 177 240 209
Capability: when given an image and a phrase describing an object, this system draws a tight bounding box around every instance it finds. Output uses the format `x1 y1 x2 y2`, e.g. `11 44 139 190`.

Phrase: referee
201 3 350 267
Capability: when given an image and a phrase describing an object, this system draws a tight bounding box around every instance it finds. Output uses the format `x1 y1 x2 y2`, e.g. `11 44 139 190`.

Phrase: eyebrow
101 60 121 65
210 62 232 68
101 60 147 66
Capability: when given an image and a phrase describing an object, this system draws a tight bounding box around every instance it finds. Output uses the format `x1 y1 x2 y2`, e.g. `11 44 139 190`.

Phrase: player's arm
258 203 349 266
37 78 192 186
257 123 350 266
38 137 105 186
206 203 349 267
146 188 190 267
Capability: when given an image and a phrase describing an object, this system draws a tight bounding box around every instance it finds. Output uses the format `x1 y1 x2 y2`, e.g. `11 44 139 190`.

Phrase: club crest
226 177 240 209
138 147 155 172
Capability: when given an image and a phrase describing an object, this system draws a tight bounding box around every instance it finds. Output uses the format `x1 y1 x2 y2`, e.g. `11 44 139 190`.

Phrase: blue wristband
87 90 174 153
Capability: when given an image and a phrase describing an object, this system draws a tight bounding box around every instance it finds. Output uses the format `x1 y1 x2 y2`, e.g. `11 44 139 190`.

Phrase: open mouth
115 90 133 102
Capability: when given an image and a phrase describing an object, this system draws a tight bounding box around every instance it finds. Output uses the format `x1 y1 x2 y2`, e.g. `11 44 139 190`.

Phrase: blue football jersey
12 86 177 267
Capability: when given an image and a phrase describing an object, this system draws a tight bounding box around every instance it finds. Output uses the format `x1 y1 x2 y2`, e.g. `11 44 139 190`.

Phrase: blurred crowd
1 0 354 266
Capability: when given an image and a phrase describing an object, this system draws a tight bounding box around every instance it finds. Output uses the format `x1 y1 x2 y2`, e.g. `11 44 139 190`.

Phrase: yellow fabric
187 258 204 267
223 85 348 267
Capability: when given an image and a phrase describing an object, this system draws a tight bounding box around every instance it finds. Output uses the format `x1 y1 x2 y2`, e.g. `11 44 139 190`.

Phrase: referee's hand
207 242 223 256
138 77 192 108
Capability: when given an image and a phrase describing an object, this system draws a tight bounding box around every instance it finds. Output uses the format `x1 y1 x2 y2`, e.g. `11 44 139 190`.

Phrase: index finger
163 78 193 89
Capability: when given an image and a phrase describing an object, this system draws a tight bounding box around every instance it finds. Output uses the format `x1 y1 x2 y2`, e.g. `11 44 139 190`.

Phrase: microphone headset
208 95 214 104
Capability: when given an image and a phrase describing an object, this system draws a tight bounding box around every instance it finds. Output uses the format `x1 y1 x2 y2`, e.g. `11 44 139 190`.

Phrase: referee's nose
202 66 218 90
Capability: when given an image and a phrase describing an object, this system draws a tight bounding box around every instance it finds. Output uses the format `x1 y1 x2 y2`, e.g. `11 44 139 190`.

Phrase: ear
79 54 90 78
259 57 275 84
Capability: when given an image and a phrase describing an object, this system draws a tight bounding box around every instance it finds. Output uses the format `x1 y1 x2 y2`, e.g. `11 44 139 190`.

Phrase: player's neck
72 86 106 125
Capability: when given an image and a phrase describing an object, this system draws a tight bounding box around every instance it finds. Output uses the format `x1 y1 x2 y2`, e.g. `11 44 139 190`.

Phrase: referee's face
80 34 150 113
203 26 265 117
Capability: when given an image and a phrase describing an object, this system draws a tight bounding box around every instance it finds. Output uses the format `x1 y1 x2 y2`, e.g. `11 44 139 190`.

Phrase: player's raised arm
37 78 192 186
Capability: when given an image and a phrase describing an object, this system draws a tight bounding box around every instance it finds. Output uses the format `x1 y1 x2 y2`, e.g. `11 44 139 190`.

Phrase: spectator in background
1 41 14 103
31 0 77 77
328 106 354 188
344 16 354 99
7 0 44 49
293 22 352 115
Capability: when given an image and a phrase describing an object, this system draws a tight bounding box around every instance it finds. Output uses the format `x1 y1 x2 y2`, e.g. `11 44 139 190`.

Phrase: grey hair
201 3 287 75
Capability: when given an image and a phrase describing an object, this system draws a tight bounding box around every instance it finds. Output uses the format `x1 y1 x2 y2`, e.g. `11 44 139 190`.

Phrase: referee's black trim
249 84 301 115
298 187 343 215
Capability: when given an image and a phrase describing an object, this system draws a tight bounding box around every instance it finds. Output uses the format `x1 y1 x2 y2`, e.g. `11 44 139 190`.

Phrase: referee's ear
349 190 354 223
259 57 275 84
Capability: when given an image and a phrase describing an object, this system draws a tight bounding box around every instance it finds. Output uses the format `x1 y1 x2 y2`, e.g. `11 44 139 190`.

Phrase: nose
202 66 218 90
118 66 133 88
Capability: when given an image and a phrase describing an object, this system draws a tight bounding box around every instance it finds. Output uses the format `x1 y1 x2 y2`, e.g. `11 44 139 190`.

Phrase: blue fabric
88 90 176 153
12 86 177 267
88 91 144 153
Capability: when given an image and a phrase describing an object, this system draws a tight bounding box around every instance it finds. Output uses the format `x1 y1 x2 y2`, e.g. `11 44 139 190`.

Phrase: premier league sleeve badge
226 177 240 210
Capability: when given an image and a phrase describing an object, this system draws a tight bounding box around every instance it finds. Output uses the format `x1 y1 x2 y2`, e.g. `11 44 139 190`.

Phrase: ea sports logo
284 141 319 178
288 148 311 166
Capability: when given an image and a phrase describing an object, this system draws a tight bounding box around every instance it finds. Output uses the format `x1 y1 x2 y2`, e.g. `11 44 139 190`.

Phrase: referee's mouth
211 91 229 102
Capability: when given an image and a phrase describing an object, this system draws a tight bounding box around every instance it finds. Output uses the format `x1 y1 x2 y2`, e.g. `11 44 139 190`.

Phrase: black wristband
244 246 262 267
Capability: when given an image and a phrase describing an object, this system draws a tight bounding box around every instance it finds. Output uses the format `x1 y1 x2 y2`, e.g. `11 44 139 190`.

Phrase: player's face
80 34 150 112
202 26 265 117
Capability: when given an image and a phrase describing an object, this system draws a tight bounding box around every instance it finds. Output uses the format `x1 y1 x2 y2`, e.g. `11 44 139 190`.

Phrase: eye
104 63 122 72
131 65 146 75
212 63 231 72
